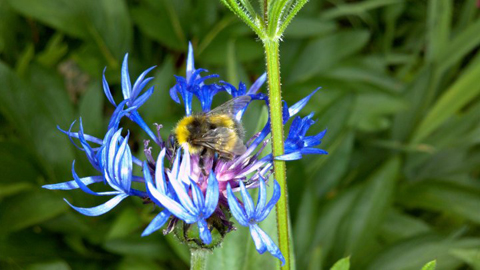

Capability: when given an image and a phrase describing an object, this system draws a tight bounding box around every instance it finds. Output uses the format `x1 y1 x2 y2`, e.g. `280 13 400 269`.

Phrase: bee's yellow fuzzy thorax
174 116 194 145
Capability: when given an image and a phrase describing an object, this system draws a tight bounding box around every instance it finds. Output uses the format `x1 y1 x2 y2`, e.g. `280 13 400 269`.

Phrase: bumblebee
173 96 251 161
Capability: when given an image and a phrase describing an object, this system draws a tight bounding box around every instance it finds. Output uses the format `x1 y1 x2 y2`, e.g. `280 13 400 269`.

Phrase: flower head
276 113 328 161
43 43 327 264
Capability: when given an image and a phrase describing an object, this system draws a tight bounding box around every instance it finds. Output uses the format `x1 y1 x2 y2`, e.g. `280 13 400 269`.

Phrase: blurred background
1 0 480 269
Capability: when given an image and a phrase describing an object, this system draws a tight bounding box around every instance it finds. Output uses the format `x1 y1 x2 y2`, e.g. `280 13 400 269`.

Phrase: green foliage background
0 0 479 269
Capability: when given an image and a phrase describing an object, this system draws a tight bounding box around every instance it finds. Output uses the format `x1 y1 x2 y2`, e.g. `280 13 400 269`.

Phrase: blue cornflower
44 128 146 216
170 42 222 115
144 148 219 244
276 112 328 161
227 178 285 265
103 55 159 144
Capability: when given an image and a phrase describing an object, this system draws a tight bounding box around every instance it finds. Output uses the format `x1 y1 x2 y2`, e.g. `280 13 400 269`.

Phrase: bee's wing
192 127 247 157
206 95 251 116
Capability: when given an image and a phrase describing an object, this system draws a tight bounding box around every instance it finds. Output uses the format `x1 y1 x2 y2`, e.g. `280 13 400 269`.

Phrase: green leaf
366 235 478 270
289 30 370 83
26 260 70 270
131 1 186 51
117 256 165 270
379 209 431 244
309 186 362 267
340 157 400 259
438 18 480 73
330 257 350 270
36 33 69 68
426 0 451 63
284 17 336 38
351 92 407 132
201 37 263 65
413 52 480 142
79 81 104 138
450 248 480 270
105 207 143 241
0 183 33 199
0 190 68 234
420 260 436 270
398 180 480 224
103 234 170 259
8 0 132 62
320 0 402 21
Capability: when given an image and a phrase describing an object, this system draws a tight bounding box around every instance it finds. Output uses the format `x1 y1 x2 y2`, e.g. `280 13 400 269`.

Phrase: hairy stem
264 39 291 269
190 248 207 270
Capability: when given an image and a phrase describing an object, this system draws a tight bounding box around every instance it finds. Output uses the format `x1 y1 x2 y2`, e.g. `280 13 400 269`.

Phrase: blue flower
144 148 219 244
44 128 146 216
276 113 328 161
170 42 222 115
227 178 285 265
172 72 223 113
103 54 159 144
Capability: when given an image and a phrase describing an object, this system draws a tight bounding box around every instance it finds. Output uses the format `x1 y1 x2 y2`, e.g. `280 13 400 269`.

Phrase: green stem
264 39 291 269
190 248 208 270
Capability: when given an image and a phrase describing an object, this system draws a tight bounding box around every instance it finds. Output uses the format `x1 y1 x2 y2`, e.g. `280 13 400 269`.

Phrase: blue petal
108 100 129 130
57 125 103 145
144 161 164 207
239 181 255 219
141 210 171 237
178 148 191 184
191 181 205 212
248 73 266 95
301 148 328 155
132 86 154 108
64 193 128 216
133 76 154 101
42 176 103 190
146 177 196 223
171 149 182 178
309 129 328 144
287 116 302 138
118 136 133 192
72 161 119 196
65 120 82 151
186 42 195 81
251 224 285 266
121 54 132 100
155 148 168 193
167 157 197 216
203 172 219 217
249 224 267 253
255 177 267 214
105 129 122 186
256 180 281 221
197 219 212 245
78 119 99 169
102 68 116 106
288 87 320 117
169 85 181 104
226 184 249 227
275 152 303 161
129 112 159 145
131 66 156 100
189 68 207 85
